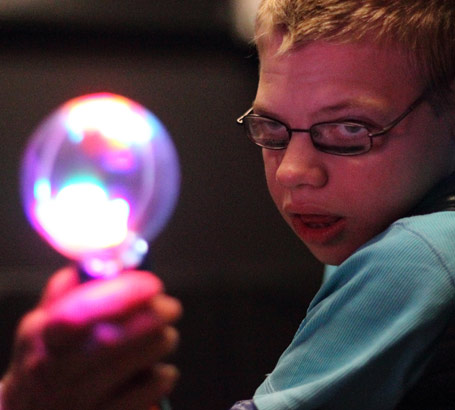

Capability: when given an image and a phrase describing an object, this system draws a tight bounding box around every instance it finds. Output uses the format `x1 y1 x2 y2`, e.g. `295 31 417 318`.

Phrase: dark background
0 2 323 408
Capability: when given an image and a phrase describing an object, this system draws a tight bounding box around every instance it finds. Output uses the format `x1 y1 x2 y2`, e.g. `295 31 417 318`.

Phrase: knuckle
25 351 47 379
16 310 44 341
13 310 48 357
156 326 180 357
164 326 180 350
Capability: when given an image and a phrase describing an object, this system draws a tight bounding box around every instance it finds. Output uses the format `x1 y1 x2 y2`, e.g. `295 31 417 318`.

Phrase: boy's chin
306 243 358 266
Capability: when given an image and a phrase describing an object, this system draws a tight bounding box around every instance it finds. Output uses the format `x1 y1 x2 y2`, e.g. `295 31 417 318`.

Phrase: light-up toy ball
21 93 180 280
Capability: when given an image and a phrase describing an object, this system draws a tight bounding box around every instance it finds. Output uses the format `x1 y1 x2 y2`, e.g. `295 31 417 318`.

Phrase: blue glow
34 178 51 201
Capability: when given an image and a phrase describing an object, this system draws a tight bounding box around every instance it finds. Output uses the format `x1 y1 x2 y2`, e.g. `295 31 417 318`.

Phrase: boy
2 0 455 409
232 0 455 409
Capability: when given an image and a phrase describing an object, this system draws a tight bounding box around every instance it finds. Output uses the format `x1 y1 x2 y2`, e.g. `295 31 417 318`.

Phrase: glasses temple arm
237 107 254 124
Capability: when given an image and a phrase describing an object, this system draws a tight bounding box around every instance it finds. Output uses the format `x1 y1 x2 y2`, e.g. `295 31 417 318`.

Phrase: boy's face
255 35 455 265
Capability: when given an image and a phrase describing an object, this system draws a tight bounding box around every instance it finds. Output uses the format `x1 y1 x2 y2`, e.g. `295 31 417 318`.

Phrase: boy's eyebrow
318 98 388 115
253 98 389 121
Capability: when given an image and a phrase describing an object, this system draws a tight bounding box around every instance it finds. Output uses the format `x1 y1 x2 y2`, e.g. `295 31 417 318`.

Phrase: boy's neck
409 172 455 216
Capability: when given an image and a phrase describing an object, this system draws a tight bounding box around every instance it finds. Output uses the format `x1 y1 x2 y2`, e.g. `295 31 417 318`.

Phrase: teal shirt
254 212 455 410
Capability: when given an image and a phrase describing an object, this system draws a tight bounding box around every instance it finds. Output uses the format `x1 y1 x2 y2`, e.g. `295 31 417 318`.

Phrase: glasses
236 93 426 156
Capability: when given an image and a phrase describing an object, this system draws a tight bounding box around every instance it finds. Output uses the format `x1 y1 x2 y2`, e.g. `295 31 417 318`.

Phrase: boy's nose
275 135 328 189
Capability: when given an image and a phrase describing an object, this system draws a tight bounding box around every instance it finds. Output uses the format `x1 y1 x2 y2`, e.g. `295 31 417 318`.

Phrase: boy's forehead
258 33 420 88
255 35 426 120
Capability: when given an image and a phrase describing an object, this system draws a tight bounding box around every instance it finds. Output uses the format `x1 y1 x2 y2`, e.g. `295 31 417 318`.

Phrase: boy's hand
1 267 182 410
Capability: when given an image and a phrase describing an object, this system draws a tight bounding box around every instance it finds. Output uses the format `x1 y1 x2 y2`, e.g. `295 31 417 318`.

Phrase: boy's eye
332 123 369 139
260 119 284 132
312 122 370 141
341 124 365 135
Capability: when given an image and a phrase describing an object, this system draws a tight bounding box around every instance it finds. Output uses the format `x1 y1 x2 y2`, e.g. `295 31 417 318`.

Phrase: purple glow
21 93 180 278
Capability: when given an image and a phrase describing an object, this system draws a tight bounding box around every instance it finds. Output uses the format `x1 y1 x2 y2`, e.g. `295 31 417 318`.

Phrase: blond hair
255 0 455 105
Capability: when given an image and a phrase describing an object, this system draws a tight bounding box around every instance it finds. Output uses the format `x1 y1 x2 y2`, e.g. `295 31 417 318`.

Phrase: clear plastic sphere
21 93 180 278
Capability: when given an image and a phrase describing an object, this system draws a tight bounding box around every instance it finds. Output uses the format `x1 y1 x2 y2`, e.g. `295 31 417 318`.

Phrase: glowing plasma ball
21 93 180 278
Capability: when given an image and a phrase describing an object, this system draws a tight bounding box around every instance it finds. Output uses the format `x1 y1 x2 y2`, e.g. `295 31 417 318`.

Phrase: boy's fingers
47 271 163 326
93 364 179 410
42 324 179 396
5 269 181 410
150 295 183 324
42 275 180 351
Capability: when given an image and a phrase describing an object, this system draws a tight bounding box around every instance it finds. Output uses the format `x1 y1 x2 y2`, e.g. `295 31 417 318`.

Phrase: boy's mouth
291 214 346 244
300 214 341 228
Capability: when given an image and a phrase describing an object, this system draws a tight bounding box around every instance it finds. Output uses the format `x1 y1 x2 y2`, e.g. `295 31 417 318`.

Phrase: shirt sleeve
254 216 455 410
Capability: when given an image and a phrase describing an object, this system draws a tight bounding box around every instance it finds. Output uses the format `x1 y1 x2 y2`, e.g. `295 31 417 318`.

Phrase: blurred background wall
0 1 323 408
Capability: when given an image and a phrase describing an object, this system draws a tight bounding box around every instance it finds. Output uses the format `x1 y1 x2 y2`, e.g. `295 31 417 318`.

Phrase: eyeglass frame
236 92 427 156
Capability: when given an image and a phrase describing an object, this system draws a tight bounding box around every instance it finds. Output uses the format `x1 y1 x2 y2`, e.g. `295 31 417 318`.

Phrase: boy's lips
290 213 346 245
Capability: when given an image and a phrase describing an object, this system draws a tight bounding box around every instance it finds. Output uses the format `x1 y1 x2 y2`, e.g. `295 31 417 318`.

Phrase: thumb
40 266 81 307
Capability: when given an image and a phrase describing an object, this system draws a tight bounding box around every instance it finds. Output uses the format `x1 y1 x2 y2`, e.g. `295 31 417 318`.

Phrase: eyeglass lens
243 116 372 155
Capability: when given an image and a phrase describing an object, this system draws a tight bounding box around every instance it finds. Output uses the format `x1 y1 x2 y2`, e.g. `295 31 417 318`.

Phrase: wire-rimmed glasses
236 94 426 156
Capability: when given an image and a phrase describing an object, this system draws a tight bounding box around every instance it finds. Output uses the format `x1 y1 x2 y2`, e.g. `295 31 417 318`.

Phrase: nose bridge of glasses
284 126 314 146
289 126 312 136
283 126 324 157
276 128 330 188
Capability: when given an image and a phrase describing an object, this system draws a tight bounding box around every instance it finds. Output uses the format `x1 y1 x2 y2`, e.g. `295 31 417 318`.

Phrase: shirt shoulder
320 212 455 306
254 212 455 410
392 212 455 272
